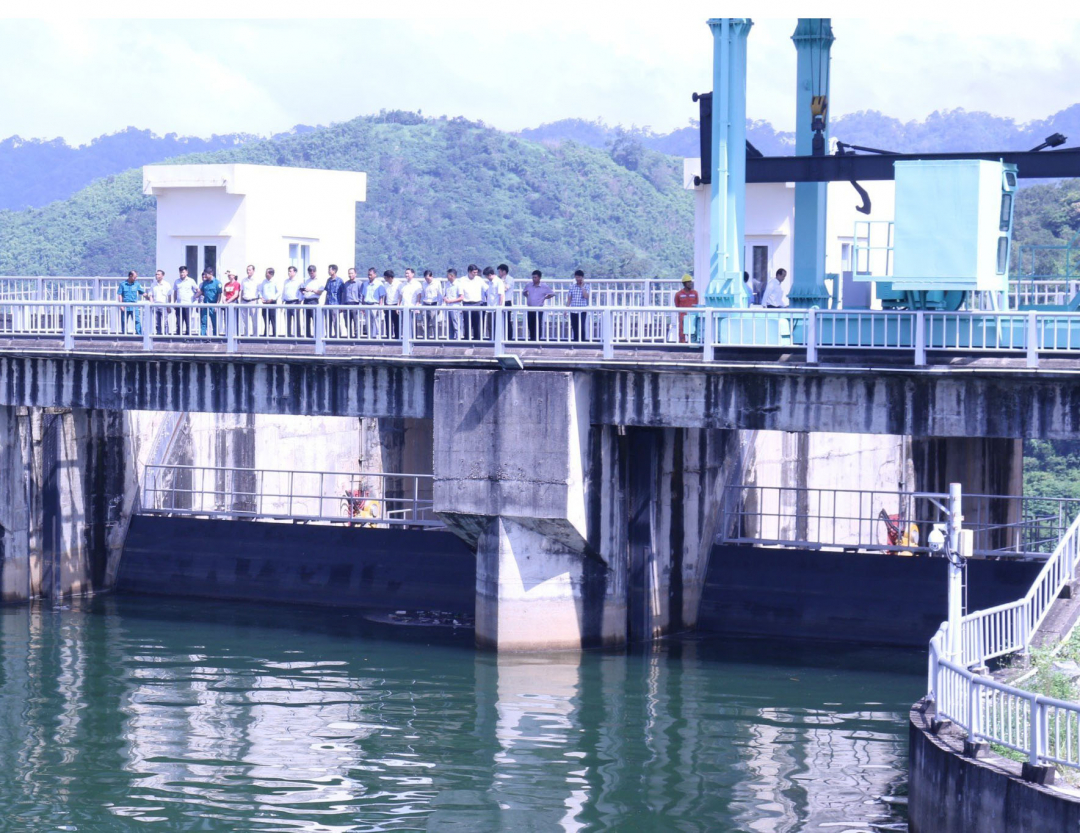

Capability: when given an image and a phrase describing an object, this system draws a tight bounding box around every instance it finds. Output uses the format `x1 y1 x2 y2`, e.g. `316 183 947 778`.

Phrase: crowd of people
115 263 595 341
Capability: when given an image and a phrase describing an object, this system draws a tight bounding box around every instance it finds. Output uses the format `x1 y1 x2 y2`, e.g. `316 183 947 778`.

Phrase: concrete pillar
433 369 740 651
0 405 31 602
0 407 135 603
434 369 625 651
912 437 1024 553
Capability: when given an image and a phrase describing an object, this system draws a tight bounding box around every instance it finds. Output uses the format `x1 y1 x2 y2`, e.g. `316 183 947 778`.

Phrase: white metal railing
8 301 1080 367
927 508 1080 771
722 485 1080 559
140 464 442 528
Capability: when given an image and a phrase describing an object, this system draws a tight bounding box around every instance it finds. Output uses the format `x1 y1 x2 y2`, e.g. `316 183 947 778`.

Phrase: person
301 265 324 338
522 269 554 341
420 269 443 338
483 267 504 339
762 268 788 309
361 267 386 338
324 264 345 337
743 271 757 305
401 268 423 339
383 269 403 339
459 264 486 340
567 269 590 342
117 270 145 335
198 267 222 336
442 268 462 340
239 264 260 336
674 274 699 343
498 263 515 340
174 266 199 336
149 269 172 335
341 267 363 338
258 267 281 336
222 270 241 304
282 265 303 337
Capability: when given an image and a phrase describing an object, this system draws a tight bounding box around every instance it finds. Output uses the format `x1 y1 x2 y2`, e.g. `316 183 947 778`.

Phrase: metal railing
140 464 442 528
9 301 1080 367
721 485 1080 559
927 507 1080 771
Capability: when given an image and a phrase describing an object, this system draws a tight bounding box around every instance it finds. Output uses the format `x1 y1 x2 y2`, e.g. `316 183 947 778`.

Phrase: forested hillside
0 112 693 279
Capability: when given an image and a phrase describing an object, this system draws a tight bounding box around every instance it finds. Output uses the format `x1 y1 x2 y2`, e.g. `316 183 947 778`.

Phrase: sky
2 5 1080 146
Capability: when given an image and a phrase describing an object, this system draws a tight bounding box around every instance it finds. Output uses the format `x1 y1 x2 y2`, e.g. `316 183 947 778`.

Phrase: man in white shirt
382 270 404 339
420 270 443 338
173 266 199 336
442 268 462 340
258 267 281 336
149 269 172 334
282 265 303 337
459 264 486 340
240 264 261 336
498 264 514 305
761 268 788 309
301 264 324 338
400 268 423 340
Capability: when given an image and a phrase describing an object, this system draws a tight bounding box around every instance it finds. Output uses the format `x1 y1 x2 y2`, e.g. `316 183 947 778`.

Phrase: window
203 245 217 276
841 242 852 273
289 243 311 273
997 237 1009 275
752 245 769 287
185 246 198 278
999 194 1013 232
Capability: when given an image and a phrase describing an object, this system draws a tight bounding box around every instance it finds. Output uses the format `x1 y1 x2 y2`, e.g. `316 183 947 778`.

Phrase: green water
0 597 922 832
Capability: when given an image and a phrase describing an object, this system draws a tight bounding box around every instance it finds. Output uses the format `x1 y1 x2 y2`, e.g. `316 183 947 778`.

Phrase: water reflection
0 599 920 831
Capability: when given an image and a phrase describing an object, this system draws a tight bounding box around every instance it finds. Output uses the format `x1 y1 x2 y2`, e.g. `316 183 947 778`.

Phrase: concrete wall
5 354 1080 440
909 703 1080 832
118 515 474 614
699 545 1042 647
0 405 30 602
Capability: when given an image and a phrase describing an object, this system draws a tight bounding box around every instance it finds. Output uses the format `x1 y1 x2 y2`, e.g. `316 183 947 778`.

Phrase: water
0 597 923 832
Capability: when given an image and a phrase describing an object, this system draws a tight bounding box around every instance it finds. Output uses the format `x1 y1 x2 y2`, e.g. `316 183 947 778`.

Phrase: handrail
6 300 1080 367
927 506 1080 771
140 464 442 528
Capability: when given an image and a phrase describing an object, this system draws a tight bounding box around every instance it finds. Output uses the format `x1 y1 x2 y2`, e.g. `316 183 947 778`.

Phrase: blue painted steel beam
706 18 753 309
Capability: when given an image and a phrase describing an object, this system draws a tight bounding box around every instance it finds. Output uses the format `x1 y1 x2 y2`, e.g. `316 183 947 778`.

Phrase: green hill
0 112 693 280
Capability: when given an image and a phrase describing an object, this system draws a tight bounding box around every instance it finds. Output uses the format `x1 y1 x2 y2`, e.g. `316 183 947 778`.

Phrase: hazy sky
2 9 1079 145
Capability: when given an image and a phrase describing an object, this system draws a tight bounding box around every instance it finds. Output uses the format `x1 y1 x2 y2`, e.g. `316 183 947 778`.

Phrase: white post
1029 693 1042 765
1026 310 1039 369
915 311 927 366
141 305 152 351
493 307 504 354
806 308 818 363
947 482 964 663
63 302 74 351
402 307 414 356
602 309 614 360
703 309 715 362
226 305 238 354
314 307 326 355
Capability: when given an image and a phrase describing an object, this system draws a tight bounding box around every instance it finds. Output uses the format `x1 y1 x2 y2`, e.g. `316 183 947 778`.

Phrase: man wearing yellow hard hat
674 274 699 344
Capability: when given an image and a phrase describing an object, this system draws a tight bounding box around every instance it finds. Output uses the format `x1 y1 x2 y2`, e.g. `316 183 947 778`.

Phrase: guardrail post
314 307 326 355
703 309 715 362
1030 694 1042 765
915 311 927 366
806 308 818 364
141 304 152 351
968 677 980 741
226 305 238 353
493 306 504 355
602 309 613 360
402 307 414 356
63 302 74 350
1026 310 1039 369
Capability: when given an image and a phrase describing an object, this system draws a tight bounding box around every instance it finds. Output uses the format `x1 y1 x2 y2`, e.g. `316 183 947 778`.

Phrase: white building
683 158 895 306
142 164 367 279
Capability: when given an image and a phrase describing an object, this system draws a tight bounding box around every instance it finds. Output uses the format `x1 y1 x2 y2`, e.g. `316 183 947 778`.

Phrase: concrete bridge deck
0 343 1079 439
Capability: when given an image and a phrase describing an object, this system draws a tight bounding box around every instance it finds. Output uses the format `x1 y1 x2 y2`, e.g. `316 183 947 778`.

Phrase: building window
185 246 199 277
203 245 217 276
289 244 311 274
841 242 852 273
751 245 769 288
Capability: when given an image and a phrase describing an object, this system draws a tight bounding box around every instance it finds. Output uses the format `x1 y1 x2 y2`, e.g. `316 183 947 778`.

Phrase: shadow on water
0 596 920 832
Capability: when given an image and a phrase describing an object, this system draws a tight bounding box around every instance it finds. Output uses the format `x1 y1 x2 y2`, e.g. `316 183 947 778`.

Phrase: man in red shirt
674 274 699 343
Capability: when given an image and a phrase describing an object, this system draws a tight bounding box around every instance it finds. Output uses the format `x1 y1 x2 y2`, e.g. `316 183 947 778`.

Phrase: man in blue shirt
199 268 223 336
323 264 345 338
117 270 145 335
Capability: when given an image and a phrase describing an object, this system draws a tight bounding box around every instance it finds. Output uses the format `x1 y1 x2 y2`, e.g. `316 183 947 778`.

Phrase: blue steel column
790 18 834 308
705 18 752 308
